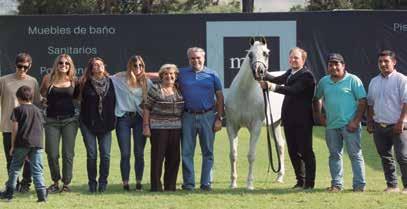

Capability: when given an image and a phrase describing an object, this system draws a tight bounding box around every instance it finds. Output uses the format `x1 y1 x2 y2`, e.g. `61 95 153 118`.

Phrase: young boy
0 85 47 202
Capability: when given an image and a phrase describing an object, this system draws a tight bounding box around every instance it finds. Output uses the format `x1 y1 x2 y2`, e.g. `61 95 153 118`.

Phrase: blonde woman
111 55 152 191
40 54 80 193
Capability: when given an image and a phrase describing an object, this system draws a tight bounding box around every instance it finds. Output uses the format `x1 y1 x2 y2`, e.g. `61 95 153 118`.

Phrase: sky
0 0 307 15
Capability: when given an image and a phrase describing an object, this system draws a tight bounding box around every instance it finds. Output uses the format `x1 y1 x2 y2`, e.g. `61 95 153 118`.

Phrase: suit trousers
150 128 181 191
283 124 316 187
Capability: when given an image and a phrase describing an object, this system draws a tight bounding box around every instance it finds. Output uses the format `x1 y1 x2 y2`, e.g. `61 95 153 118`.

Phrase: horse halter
251 58 268 80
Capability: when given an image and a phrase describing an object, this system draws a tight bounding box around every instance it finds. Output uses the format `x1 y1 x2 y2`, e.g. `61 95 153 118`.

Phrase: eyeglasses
134 64 144 69
58 61 70 66
16 64 30 70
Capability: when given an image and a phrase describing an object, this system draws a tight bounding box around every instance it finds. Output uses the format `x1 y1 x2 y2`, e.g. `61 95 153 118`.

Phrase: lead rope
262 85 281 173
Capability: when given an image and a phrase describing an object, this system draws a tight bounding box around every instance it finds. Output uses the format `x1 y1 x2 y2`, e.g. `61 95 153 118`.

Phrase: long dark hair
80 57 109 91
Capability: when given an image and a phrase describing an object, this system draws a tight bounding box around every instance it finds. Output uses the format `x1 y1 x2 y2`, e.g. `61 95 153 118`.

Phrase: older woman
143 64 184 192
111 55 152 191
79 57 116 193
40 54 80 193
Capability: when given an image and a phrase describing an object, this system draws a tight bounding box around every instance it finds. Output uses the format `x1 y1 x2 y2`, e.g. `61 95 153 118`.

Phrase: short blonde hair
158 64 179 79
289 47 307 61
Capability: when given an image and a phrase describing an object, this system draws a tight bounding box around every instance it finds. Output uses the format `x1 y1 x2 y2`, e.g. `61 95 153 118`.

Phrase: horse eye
248 53 253 59
263 52 269 57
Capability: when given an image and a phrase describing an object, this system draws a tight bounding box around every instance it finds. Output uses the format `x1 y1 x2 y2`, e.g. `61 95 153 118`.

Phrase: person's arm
273 73 315 96
40 74 50 97
10 121 18 156
312 99 325 126
264 71 289 85
142 108 151 137
366 105 374 134
347 98 367 132
213 90 224 132
394 103 407 134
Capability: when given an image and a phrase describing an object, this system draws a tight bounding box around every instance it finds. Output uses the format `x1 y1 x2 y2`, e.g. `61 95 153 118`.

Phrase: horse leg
247 123 261 190
273 121 285 183
227 123 239 189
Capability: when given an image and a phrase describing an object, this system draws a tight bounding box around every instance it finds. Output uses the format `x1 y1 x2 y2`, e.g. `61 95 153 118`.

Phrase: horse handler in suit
259 47 316 189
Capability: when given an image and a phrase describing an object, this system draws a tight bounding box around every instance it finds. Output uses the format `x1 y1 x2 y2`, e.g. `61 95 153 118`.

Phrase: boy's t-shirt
10 104 44 148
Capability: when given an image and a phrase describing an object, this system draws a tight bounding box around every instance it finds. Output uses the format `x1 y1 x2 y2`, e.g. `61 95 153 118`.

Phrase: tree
17 0 240 14
242 0 254 12
289 4 306 12
307 0 352 11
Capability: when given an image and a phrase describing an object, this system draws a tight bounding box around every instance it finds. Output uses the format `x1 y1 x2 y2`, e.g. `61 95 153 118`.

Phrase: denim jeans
182 110 216 189
44 116 78 185
116 113 146 182
325 126 366 189
2 132 32 184
7 147 45 190
80 121 112 187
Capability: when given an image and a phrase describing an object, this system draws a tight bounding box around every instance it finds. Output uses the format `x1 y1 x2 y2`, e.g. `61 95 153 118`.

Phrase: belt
184 107 213 114
377 122 394 128
50 114 74 120
123 112 137 118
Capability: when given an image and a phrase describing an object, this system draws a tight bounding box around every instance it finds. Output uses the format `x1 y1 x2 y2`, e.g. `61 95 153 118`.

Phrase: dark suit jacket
265 67 316 126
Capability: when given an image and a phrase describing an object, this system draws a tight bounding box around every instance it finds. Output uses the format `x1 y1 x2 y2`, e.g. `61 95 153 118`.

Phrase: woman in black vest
79 57 116 193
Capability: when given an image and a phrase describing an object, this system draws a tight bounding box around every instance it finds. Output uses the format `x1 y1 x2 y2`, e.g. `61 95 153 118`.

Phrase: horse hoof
247 185 254 190
274 176 284 183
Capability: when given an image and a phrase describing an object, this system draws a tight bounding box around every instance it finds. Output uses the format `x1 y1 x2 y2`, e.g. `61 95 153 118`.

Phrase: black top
11 104 44 148
46 83 80 118
265 67 316 126
80 78 116 134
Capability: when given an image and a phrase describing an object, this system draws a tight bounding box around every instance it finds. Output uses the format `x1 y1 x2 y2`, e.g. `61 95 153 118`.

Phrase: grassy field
0 126 405 209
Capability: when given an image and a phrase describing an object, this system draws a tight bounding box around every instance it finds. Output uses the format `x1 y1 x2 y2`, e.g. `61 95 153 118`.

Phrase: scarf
90 76 110 118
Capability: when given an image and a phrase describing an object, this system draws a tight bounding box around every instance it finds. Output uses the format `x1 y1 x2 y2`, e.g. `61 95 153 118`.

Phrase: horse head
248 37 270 80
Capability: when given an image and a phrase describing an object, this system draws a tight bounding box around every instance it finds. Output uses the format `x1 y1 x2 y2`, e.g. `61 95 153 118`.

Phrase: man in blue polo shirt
313 53 367 192
178 47 224 191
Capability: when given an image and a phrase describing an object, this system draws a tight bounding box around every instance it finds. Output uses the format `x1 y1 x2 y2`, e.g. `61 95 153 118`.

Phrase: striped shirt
144 84 184 129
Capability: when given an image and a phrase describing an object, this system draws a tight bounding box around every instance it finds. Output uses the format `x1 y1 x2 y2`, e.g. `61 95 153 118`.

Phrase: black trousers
373 122 407 188
283 124 316 187
3 132 32 184
150 129 181 191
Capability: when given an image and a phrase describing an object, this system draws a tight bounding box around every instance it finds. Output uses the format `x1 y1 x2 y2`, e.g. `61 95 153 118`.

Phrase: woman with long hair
111 55 152 191
40 54 80 193
79 57 116 193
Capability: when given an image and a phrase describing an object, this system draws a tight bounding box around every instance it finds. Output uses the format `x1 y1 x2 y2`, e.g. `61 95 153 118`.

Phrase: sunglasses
58 61 70 66
16 64 30 71
134 64 144 68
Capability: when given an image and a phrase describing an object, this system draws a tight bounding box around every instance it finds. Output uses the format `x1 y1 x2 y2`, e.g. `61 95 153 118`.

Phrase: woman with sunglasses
111 55 152 191
40 54 80 193
79 57 116 193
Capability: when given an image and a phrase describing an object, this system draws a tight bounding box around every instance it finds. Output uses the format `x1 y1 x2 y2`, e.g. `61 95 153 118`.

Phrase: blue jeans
116 113 146 182
80 121 112 187
325 126 366 189
7 147 45 190
182 110 216 189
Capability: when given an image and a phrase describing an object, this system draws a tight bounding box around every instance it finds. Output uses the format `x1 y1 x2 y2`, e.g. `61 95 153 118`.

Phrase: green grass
0 127 405 209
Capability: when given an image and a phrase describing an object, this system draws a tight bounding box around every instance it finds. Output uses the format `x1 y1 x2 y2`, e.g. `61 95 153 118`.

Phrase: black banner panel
0 11 407 87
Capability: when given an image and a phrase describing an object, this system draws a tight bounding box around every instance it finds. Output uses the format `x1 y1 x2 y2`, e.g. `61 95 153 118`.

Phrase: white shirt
367 70 407 124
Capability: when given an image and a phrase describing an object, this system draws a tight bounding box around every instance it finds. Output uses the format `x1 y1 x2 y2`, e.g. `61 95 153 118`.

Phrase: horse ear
260 37 267 45
249 37 255 46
